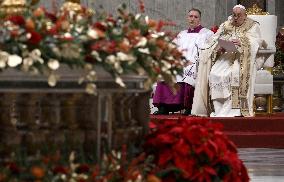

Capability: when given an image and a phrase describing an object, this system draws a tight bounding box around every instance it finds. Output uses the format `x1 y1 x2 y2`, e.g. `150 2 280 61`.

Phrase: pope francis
192 4 265 117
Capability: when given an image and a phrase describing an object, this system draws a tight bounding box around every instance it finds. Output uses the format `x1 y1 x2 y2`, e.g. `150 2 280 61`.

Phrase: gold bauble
61 1 82 13
0 0 27 16
60 0 94 16
66 0 80 3
1 0 26 6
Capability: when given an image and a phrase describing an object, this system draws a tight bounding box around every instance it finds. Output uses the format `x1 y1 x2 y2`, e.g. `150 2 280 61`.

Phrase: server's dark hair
188 8 201 17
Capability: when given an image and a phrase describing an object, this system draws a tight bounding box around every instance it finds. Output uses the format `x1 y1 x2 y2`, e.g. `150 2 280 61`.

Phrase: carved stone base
0 129 21 156
21 131 46 155
0 66 149 161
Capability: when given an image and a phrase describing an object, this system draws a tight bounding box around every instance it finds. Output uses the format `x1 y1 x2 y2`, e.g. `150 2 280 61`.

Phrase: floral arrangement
0 147 157 182
144 118 249 182
210 25 219 34
0 118 249 182
0 0 184 93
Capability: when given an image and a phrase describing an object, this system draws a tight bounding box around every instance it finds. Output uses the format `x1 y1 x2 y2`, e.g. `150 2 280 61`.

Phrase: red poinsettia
211 25 219 33
93 22 107 31
7 15 26 26
144 117 249 182
44 10 58 22
27 30 42 45
5 162 21 175
52 165 69 174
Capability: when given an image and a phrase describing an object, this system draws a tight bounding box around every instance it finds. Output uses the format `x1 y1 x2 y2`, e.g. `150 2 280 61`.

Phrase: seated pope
152 8 213 115
192 4 265 117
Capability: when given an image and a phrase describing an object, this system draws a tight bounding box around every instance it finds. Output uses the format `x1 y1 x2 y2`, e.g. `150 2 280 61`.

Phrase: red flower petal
158 149 172 166
7 15 25 26
174 139 190 156
157 134 176 144
28 31 42 45
149 121 157 129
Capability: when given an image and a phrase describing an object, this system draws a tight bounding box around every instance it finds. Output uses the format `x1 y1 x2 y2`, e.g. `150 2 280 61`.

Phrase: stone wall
39 0 227 32
39 0 284 32
84 0 223 31
275 0 284 29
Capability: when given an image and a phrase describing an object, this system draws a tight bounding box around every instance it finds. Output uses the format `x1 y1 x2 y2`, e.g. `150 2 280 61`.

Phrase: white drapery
174 28 213 87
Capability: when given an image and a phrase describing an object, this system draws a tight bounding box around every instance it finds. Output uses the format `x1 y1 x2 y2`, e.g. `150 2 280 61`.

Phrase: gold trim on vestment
211 18 257 116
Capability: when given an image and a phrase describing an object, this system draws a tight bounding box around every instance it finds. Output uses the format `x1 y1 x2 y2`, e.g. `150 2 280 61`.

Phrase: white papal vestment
192 18 264 117
174 28 213 87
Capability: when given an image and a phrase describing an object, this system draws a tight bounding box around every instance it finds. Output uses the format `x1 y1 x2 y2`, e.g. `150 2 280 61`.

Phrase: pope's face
187 10 201 29
232 8 246 26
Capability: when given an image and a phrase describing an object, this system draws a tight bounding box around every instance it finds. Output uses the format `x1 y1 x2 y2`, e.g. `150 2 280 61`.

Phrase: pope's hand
217 46 225 54
231 39 241 46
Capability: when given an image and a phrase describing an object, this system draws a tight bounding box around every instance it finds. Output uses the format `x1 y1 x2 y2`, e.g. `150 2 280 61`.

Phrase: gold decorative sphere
60 0 94 16
0 0 27 16
66 0 80 3
61 0 82 13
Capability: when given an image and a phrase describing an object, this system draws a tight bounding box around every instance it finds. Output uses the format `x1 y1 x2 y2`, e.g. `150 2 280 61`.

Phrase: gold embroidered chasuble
209 18 258 116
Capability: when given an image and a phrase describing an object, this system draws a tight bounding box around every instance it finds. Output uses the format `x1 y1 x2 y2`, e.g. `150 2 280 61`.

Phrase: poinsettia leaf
144 118 248 181
156 134 176 144
158 149 173 166
169 126 183 134
149 121 157 129
204 166 217 175
155 167 183 178
173 139 190 156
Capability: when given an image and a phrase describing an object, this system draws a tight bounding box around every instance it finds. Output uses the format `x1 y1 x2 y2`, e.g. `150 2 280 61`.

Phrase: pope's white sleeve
247 23 264 48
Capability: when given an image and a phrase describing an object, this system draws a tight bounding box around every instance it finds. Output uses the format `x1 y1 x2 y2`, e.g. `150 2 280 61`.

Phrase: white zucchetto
233 4 246 10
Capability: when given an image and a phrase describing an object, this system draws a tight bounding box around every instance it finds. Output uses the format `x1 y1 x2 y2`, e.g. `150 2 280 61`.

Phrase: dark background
238 0 266 11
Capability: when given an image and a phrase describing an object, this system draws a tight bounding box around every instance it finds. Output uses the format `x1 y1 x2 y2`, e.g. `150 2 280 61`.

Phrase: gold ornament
247 3 269 15
61 0 94 16
0 0 27 15
61 0 82 13
66 0 80 3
